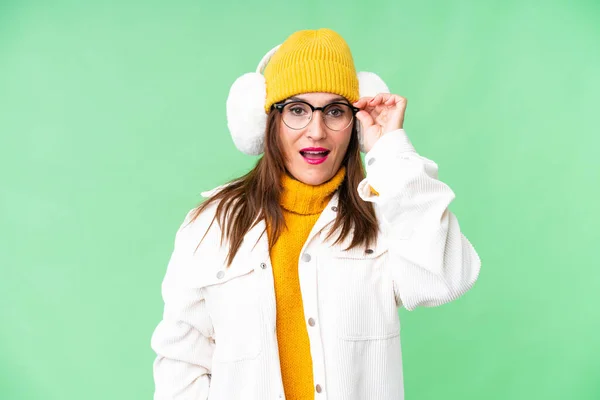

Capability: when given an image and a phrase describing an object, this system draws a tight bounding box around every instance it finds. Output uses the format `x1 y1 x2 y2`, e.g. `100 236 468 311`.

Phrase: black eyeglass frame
272 100 361 131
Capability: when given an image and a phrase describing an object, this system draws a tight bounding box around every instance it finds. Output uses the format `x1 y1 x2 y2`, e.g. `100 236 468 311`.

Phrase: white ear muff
357 71 390 97
226 45 280 155
356 71 390 152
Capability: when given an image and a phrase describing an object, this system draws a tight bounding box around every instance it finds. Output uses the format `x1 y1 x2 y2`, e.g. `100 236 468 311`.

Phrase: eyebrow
287 95 348 103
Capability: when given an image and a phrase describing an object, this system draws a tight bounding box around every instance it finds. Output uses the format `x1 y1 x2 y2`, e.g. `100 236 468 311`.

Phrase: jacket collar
199 186 340 260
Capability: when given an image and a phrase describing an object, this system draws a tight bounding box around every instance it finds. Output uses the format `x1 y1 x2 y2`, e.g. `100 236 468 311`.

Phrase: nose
305 112 327 141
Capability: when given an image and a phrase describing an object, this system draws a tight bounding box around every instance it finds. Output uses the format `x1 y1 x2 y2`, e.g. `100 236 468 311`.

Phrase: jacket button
301 253 311 262
315 384 322 393
260 262 267 269
331 206 338 212
308 317 316 327
368 157 376 166
365 249 374 254
216 270 224 279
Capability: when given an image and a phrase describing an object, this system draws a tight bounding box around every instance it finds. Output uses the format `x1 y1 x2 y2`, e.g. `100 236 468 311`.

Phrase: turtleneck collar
280 166 346 215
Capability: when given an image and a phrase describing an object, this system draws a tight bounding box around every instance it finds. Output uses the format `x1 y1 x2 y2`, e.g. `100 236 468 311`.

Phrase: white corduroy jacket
151 129 481 400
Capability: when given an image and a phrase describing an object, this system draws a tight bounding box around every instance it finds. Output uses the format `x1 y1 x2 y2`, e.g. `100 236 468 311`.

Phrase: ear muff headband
256 44 280 74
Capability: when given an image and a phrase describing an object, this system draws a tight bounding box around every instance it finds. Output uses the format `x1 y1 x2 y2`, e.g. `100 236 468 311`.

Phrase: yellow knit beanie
263 28 359 112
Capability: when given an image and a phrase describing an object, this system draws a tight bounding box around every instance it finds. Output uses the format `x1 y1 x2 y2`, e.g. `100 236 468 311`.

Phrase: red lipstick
299 147 330 165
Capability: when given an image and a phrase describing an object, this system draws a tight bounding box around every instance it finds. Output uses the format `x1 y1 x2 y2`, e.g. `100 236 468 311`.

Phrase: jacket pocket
201 263 263 362
326 241 400 341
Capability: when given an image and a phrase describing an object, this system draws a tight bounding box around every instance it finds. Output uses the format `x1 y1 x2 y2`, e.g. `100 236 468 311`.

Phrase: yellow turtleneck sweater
267 166 346 400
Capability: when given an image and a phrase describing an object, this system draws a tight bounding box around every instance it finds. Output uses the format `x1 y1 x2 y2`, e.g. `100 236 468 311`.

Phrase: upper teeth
304 151 327 154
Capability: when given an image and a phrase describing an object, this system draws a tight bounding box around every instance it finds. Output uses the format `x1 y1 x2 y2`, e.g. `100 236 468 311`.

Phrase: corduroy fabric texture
266 167 346 400
263 28 359 112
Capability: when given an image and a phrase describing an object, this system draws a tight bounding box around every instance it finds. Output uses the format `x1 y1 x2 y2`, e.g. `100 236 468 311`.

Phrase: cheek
334 130 352 155
278 127 299 160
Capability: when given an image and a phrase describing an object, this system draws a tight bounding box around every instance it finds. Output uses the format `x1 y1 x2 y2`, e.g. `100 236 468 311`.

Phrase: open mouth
300 149 330 165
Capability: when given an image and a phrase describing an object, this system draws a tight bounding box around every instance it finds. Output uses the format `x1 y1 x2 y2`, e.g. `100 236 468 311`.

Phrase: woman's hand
353 93 407 153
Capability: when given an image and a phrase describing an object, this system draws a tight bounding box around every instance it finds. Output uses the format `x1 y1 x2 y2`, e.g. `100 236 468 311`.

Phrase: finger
384 94 401 106
388 95 407 109
369 93 394 107
368 93 385 106
355 110 375 128
353 96 373 109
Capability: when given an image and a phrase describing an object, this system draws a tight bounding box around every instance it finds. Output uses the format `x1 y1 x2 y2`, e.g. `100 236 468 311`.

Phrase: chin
305 176 328 186
291 170 330 186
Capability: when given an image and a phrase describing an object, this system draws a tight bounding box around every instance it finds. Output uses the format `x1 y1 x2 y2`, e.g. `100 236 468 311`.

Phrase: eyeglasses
273 100 360 131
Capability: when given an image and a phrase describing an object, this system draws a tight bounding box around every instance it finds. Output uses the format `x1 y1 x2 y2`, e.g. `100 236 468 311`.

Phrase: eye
326 105 347 118
290 106 307 116
285 102 311 117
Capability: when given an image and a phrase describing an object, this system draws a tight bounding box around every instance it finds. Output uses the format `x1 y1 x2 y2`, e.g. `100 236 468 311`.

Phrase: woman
151 28 481 400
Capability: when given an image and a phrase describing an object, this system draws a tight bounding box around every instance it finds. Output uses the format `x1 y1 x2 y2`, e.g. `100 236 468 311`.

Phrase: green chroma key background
1 0 599 399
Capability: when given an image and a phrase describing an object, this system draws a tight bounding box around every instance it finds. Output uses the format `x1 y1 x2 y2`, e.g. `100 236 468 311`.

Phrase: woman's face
277 92 354 186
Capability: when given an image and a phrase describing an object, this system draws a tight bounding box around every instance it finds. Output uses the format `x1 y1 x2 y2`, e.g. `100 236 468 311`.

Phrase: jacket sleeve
151 210 214 399
357 129 481 311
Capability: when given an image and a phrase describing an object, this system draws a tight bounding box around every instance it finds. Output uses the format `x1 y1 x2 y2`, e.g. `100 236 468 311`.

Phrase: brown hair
188 108 379 267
